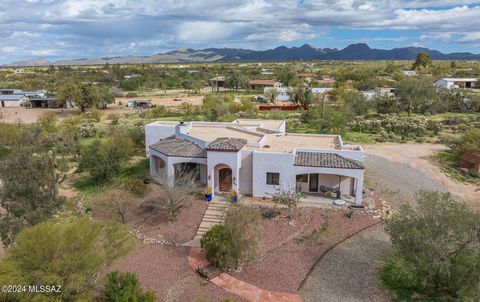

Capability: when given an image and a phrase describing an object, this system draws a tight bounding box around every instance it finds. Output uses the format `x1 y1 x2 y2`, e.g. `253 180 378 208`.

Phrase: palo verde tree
412 52 432 69
382 191 480 301
225 70 247 91
395 77 438 115
0 143 64 247
0 217 134 302
78 132 135 185
56 81 102 112
104 271 155 302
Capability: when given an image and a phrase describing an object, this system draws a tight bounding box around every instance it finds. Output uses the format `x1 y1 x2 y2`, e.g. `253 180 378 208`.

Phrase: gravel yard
233 206 379 294
301 225 391 302
364 143 479 207
365 154 447 205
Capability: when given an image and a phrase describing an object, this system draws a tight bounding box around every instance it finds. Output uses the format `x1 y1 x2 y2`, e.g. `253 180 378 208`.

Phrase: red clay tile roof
150 138 206 158
294 152 364 169
249 79 276 86
206 137 247 152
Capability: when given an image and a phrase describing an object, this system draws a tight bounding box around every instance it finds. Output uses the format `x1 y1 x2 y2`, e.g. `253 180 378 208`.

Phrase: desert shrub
142 187 192 221
382 191 480 301
261 207 280 219
78 135 133 184
302 106 347 134
271 187 303 220
126 91 138 98
106 192 134 223
124 178 150 197
146 105 169 118
438 133 461 149
107 113 120 124
201 206 262 270
295 223 329 245
103 271 155 302
78 122 98 138
83 108 102 122
455 128 480 156
0 217 134 302
349 114 442 137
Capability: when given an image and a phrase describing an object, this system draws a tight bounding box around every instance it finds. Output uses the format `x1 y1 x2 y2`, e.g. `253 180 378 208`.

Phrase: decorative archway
214 164 233 193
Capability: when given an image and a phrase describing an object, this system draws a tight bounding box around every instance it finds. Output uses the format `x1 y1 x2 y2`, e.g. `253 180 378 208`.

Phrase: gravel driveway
364 154 447 205
301 226 391 302
301 149 450 302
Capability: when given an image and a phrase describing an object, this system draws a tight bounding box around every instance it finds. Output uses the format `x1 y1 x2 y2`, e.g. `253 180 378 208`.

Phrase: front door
218 168 232 192
309 174 318 192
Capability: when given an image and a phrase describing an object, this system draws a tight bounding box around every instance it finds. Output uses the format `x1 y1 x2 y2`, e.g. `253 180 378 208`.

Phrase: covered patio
149 137 207 186
294 152 365 205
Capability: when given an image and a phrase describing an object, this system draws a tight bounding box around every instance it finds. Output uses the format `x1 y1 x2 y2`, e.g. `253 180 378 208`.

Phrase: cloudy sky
1 0 480 63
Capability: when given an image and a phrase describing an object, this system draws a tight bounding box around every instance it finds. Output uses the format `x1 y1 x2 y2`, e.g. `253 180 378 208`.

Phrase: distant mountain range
7 43 480 66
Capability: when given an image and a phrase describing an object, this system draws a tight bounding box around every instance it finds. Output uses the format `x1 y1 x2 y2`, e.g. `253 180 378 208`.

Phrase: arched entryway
214 164 233 193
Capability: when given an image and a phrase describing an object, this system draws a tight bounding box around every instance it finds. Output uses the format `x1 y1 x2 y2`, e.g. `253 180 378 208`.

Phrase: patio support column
207 166 215 198
149 156 156 178
166 161 175 187
354 176 363 205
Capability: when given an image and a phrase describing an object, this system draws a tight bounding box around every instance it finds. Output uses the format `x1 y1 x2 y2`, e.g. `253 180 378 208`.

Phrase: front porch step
194 197 232 239
203 212 227 218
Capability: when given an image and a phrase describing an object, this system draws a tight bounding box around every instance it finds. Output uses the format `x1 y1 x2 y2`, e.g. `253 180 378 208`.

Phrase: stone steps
194 197 231 238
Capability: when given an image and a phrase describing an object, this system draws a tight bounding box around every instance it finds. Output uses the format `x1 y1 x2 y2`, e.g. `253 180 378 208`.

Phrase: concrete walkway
183 196 230 247
188 248 302 302
301 225 391 302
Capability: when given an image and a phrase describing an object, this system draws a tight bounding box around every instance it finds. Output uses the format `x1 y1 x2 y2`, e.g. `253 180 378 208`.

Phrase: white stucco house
402 70 417 77
263 87 290 102
145 119 366 205
0 94 28 107
435 78 478 90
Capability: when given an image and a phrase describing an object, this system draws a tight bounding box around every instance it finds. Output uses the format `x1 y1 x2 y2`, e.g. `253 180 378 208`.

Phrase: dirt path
301 225 391 302
364 143 479 208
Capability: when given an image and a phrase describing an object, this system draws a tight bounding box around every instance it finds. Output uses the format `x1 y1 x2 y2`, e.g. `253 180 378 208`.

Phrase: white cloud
31 49 58 55
2 46 18 53
0 0 480 63
458 32 480 43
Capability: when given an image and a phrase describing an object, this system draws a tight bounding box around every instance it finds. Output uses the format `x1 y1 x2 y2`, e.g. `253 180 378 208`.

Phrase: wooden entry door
218 168 232 192
309 174 318 192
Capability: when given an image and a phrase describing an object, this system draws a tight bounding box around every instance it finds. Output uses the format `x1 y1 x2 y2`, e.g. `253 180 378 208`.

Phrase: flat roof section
246 134 338 153
235 119 284 130
187 125 263 142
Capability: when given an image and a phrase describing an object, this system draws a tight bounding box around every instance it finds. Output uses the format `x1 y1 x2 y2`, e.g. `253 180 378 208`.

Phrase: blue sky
1 0 480 64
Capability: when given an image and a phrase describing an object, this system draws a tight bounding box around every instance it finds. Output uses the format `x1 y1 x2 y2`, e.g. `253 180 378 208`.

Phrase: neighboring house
311 87 333 95
297 73 317 84
402 70 417 77
0 88 22 95
0 94 28 107
435 78 478 90
13 69 34 74
209 76 225 87
127 99 153 109
124 74 141 79
317 78 336 86
361 88 395 101
21 91 46 98
249 79 282 90
261 69 273 75
28 98 60 108
263 87 290 102
460 152 480 175
145 119 365 205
